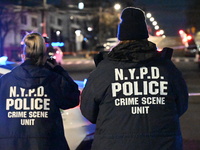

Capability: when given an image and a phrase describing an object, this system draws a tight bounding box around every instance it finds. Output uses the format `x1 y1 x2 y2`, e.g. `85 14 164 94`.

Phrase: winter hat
117 7 149 40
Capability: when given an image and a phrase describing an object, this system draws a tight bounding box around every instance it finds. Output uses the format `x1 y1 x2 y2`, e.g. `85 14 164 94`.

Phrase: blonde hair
23 32 46 66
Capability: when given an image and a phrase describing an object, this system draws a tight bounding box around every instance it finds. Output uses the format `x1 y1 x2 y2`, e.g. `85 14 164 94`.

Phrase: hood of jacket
10 59 56 88
108 40 158 62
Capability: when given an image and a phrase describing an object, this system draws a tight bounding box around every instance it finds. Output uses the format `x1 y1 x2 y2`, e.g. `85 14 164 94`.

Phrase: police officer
81 7 188 150
0 32 80 150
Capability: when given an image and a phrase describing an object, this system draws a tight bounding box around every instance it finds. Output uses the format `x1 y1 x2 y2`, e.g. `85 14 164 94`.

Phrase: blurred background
0 0 200 60
1 0 200 149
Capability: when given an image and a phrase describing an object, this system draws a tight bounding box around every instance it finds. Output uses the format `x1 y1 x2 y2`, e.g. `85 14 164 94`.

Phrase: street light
146 12 165 37
78 2 84 9
87 27 93 32
152 21 157 26
114 3 121 11
146 13 152 18
154 25 159 30
156 29 165 36
150 17 154 22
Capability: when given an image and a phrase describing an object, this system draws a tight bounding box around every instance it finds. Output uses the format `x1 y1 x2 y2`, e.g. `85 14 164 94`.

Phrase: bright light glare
83 78 87 86
156 30 165 36
150 17 154 22
75 30 81 36
114 3 121 10
154 25 159 30
146 13 152 18
87 27 93 31
156 31 161 36
182 38 187 43
152 21 157 26
74 79 87 89
187 35 192 40
78 2 84 9
0 56 8 65
157 48 162 52
56 31 60 36
179 30 184 35
51 42 64 47
160 30 164 35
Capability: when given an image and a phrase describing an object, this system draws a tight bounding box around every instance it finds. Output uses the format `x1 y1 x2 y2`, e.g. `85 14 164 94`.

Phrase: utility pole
42 0 47 37
98 6 103 44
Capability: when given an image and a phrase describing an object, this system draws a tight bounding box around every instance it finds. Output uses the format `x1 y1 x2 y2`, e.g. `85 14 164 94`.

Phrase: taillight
187 35 192 41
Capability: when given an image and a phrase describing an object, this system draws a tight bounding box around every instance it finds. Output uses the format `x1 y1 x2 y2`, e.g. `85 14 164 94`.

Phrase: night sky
108 0 191 36
133 0 189 36
0 0 194 36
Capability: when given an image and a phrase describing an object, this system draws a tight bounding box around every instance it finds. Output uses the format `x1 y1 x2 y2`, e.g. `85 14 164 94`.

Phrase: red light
179 30 184 35
156 30 161 36
42 33 48 37
187 35 192 41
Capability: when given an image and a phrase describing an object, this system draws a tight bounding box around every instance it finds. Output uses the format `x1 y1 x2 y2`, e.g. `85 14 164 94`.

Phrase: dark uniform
81 40 188 150
0 59 80 150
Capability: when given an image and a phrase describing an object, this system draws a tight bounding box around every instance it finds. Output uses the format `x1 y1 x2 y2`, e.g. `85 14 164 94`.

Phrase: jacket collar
108 40 158 62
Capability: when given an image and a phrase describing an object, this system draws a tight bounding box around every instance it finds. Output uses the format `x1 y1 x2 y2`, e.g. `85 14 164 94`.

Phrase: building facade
2 4 73 61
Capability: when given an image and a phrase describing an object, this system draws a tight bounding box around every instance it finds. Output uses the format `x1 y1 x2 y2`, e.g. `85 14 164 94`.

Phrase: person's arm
170 63 188 116
80 66 110 124
80 77 100 124
46 61 79 91
53 65 79 90
173 74 188 116
46 61 80 109
58 76 80 109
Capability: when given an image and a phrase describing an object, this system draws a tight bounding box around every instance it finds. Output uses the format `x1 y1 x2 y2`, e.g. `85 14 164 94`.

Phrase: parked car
194 45 200 69
184 37 198 57
179 30 198 56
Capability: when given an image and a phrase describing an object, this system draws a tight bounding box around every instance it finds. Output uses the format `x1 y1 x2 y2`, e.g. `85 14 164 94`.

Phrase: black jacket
0 60 80 150
81 41 188 150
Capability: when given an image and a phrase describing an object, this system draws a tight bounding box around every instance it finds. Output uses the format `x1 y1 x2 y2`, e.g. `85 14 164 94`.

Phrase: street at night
1 0 200 149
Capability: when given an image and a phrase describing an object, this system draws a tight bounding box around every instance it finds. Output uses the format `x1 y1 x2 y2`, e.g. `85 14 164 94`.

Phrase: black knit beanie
117 7 149 41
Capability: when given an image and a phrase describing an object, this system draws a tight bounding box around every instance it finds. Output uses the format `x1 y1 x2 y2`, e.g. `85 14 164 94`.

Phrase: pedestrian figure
0 32 80 150
80 7 188 150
